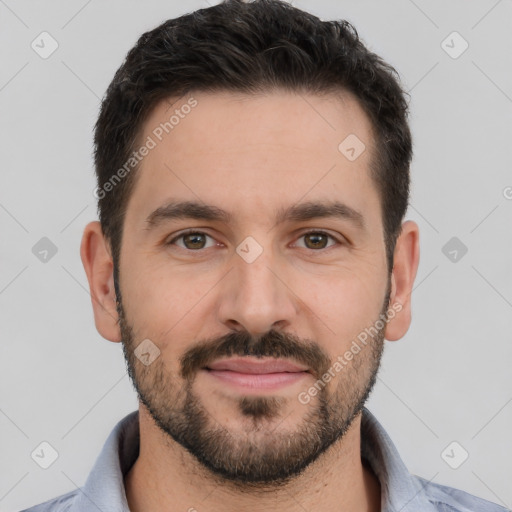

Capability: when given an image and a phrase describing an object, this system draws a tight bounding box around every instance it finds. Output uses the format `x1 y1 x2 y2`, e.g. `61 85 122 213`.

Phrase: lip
202 357 310 391
204 357 308 374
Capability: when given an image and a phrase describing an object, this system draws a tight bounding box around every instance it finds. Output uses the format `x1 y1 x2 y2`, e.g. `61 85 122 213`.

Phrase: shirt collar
75 410 138 512
75 407 438 512
360 407 438 512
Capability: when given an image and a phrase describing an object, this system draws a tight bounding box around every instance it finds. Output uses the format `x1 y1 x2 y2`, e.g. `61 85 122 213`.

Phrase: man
22 0 508 511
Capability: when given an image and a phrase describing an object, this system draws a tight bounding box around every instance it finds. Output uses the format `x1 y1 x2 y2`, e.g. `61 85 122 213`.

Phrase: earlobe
80 221 122 343
384 220 420 342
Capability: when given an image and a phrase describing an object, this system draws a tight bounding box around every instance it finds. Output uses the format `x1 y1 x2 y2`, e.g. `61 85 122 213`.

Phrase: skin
81 90 420 512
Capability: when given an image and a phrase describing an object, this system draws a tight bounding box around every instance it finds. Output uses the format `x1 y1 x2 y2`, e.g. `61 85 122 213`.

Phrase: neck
124 406 381 512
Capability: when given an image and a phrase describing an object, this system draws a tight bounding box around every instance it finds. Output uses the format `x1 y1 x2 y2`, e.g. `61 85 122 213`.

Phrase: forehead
126 89 380 230
143 89 374 158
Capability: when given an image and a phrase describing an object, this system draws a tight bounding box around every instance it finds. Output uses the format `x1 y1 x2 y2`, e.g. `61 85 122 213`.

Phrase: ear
80 221 121 342
384 220 420 342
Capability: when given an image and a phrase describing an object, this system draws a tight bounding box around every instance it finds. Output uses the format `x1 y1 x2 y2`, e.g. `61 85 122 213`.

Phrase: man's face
116 90 392 486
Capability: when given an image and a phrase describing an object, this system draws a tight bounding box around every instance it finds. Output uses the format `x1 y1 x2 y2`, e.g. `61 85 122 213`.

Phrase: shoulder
19 488 79 512
416 475 510 512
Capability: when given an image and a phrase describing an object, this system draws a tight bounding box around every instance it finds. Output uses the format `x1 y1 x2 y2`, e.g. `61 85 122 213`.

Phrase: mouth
201 357 310 391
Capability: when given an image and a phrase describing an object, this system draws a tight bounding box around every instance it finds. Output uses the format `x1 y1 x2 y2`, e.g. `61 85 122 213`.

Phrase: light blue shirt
22 407 509 512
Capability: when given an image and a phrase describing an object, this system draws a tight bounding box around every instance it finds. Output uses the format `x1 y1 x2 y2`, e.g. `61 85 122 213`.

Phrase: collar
360 407 438 512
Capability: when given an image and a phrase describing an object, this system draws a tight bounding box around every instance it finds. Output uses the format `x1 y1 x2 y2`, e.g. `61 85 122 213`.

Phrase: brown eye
296 231 338 250
182 232 207 249
168 231 215 250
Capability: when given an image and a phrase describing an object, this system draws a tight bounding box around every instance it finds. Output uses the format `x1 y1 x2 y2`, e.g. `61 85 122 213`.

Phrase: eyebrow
144 199 366 231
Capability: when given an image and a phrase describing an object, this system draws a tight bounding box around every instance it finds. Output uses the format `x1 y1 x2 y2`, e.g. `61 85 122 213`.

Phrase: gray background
1 1 511 511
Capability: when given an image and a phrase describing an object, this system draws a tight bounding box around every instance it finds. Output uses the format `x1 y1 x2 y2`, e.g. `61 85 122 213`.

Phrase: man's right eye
166 230 218 251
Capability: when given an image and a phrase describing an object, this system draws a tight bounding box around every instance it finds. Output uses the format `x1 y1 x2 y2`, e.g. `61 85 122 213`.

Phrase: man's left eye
294 231 339 250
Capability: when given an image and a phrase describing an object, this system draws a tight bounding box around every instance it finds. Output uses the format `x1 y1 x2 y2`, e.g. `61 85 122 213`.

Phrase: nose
216 245 298 336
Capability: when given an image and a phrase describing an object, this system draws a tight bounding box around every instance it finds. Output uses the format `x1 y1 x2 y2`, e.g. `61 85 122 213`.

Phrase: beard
117 277 391 489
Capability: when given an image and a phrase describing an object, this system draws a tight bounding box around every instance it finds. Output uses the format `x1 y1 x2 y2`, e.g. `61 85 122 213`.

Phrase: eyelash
166 229 342 253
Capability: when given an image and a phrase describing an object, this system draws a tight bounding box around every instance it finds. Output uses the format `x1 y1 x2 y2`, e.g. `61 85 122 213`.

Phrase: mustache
180 329 331 381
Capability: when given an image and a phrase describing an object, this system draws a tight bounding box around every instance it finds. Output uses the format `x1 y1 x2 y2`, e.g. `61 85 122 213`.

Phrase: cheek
296 269 386 351
120 256 220 352
300 271 385 322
